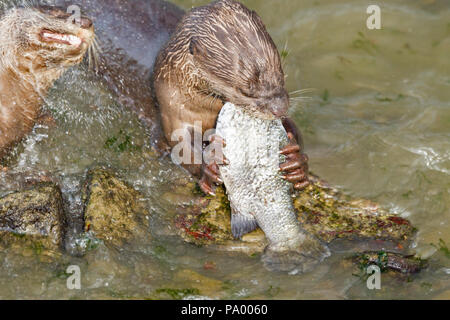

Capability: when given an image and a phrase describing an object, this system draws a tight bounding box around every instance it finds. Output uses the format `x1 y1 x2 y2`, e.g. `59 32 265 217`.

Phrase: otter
0 4 94 160
8 0 308 196
153 0 309 195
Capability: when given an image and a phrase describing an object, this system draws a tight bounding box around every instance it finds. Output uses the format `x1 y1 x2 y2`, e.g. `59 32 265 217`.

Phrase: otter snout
266 92 290 118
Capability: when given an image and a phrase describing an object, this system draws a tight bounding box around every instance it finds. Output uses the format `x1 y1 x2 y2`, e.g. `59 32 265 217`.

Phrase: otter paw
199 134 227 196
262 235 330 274
199 162 223 196
280 132 310 190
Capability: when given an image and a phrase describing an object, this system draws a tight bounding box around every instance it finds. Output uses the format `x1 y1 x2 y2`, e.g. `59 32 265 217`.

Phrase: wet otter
0 4 94 160
153 0 309 195
11 0 307 196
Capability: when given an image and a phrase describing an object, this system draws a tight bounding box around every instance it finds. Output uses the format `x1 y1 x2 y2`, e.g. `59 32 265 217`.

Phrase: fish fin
231 207 258 240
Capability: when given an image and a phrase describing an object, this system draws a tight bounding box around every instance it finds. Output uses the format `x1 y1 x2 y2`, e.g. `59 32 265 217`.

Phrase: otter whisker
92 37 103 53
290 96 313 101
87 45 94 70
90 39 101 72
289 88 316 96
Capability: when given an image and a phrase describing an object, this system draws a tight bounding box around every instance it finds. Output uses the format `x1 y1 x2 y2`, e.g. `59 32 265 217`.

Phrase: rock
82 168 150 247
294 177 414 247
353 251 427 273
0 182 65 253
175 174 419 270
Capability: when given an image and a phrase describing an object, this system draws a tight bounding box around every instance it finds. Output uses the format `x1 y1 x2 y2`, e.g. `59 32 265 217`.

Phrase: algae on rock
176 174 416 255
83 168 150 247
0 182 66 254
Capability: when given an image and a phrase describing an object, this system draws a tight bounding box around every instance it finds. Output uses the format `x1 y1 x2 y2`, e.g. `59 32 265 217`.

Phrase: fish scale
217 103 303 245
216 102 329 272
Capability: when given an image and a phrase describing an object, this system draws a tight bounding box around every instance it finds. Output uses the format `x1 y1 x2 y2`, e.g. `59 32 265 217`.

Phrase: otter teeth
64 35 82 46
42 32 82 46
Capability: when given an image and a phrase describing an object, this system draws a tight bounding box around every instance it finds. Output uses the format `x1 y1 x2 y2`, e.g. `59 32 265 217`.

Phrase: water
0 0 449 299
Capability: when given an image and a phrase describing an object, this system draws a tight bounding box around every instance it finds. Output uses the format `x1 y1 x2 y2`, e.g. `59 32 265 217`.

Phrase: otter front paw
199 162 223 196
280 132 310 190
199 134 227 196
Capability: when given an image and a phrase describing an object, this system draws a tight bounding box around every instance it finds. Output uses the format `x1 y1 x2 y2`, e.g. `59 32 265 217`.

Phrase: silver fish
216 102 329 273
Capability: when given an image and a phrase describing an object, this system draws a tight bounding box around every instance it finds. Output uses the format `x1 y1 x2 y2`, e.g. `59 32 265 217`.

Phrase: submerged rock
0 182 65 254
152 269 225 299
82 168 150 247
353 251 427 274
175 174 421 272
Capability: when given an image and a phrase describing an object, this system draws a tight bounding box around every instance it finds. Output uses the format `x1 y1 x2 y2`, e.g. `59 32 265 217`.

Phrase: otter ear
189 37 201 56
189 39 196 55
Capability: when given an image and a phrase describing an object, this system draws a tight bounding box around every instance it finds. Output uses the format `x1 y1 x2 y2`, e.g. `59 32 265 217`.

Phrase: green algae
82 168 150 247
154 288 201 300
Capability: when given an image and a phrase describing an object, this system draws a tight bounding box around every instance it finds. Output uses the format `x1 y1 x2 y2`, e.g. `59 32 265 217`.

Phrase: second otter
154 0 310 195
0 5 94 160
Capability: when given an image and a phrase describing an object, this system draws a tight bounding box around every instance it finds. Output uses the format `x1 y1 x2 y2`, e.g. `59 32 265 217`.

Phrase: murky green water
0 0 449 299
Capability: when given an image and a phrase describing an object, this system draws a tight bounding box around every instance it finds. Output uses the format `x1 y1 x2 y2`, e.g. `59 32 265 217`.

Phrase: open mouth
40 29 82 47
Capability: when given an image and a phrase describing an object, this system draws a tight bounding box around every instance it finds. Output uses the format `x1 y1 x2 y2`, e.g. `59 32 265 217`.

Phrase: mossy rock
82 168 150 247
176 174 416 255
0 182 65 256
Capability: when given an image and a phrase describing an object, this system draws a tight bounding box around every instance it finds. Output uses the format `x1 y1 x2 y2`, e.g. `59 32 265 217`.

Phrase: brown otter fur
154 0 309 193
154 0 289 146
0 5 94 160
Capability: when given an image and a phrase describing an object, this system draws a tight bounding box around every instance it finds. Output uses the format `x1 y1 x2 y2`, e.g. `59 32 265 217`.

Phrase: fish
215 102 330 273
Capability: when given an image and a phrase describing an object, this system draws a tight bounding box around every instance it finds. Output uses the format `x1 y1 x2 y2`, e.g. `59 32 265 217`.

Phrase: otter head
0 4 94 89
155 0 289 120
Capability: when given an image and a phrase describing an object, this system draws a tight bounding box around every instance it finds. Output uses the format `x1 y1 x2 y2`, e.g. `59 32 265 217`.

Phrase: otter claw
204 165 223 184
199 133 227 196
280 160 302 172
284 169 307 183
279 132 309 189
199 175 216 196
280 145 300 156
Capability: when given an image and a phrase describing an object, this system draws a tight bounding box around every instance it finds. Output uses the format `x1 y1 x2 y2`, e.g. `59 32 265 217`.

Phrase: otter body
0 0 183 160
154 0 321 271
0 5 94 159
154 0 309 194
0 0 309 197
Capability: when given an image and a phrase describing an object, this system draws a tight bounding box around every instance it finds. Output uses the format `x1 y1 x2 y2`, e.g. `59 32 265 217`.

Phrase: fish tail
231 207 258 239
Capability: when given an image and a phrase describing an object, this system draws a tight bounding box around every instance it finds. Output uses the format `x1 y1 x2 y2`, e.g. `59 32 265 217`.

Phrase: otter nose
79 17 93 29
268 93 289 118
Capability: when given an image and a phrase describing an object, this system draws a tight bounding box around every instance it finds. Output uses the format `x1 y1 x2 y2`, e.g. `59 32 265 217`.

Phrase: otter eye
254 68 261 81
238 87 255 98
